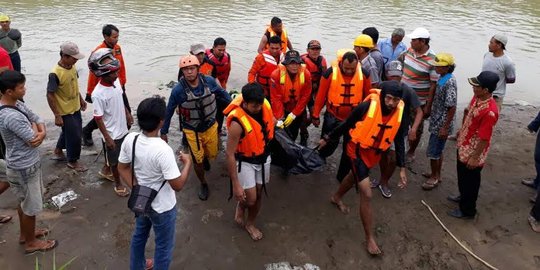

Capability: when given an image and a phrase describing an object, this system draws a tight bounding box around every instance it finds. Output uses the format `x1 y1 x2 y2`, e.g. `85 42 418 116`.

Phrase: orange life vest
265 26 288 53
349 89 404 152
199 59 214 77
205 48 231 83
278 64 306 104
256 50 283 90
223 95 275 160
301 54 325 83
327 61 364 109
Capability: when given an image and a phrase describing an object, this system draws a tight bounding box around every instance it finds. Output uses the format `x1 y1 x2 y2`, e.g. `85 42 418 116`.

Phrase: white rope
421 200 499 270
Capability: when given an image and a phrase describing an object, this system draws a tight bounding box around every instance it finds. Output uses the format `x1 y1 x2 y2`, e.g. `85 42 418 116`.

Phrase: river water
3 0 540 117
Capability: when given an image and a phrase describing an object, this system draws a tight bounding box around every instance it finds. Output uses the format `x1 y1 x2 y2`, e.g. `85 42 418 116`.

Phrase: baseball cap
407 27 430 39
307 40 321 49
468 71 499 93
386 61 403 77
282 50 303 65
492 34 508 47
0 13 9 22
60 41 85 60
431 53 455 67
190 43 206 55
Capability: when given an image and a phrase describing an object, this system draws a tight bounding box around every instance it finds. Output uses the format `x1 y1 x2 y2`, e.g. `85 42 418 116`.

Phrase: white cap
407 27 430 39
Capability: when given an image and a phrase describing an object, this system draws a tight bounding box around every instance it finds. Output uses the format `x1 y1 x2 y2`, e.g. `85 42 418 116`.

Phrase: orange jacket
265 26 288 53
199 59 214 77
313 65 372 121
301 53 327 83
87 42 126 94
223 95 275 159
248 51 283 96
349 89 404 153
270 64 312 119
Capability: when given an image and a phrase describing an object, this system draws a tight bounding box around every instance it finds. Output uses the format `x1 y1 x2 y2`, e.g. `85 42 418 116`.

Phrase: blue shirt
377 38 407 66
161 74 231 134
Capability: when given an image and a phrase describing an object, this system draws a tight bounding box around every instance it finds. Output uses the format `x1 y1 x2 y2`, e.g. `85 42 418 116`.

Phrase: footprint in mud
485 225 511 240
201 209 224 224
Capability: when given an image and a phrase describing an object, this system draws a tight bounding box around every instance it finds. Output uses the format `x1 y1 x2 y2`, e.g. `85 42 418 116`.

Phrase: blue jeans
55 111 82 163
427 133 447 160
130 206 177 270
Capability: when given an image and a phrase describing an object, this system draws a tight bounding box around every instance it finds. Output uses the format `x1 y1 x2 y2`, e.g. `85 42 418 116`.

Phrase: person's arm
79 92 87 112
291 71 312 116
15 32 22 48
438 80 457 139
5 114 35 146
160 86 183 141
226 120 246 202
125 106 133 127
208 77 232 104
46 73 64 127
248 54 263 83
528 111 540 132
118 53 127 87
270 70 285 119
312 70 332 120
86 72 99 97
505 61 516 84
361 67 372 97
439 106 456 139
423 81 436 118
92 95 114 150
257 35 268 54
368 61 380 88
166 152 192 192
287 39 293 51
323 102 369 141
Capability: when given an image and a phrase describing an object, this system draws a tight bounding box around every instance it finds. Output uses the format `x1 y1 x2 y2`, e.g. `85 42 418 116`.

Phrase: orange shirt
312 68 372 121
87 42 127 94
200 60 214 77
269 67 312 119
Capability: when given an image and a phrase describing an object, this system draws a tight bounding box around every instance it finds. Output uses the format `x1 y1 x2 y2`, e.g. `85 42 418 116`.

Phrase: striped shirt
401 48 438 102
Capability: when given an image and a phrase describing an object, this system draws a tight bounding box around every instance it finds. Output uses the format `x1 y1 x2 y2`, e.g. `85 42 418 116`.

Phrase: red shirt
0 47 13 70
457 96 499 166
87 42 127 94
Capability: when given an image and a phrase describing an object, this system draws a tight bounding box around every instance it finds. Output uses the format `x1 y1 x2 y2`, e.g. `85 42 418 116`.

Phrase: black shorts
350 157 370 182
103 136 126 167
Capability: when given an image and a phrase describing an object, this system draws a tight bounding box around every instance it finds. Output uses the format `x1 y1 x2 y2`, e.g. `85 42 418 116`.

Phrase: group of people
0 13 535 269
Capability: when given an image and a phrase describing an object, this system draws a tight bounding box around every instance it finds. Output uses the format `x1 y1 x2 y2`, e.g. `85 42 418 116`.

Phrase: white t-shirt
91 79 128 140
482 53 516 97
119 132 181 213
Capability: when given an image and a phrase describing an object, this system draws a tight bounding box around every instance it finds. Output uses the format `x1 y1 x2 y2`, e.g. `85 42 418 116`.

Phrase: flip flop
98 171 115 182
114 186 130 197
19 228 50 244
24 239 58 254
0 215 12 224
421 172 431 178
421 179 440 190
67 163 88 172
50 155 67 161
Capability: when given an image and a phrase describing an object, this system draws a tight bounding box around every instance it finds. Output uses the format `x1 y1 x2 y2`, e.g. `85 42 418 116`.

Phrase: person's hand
438 127 449 140
233 184 246 202
318 138 327 149
526 127 535 134
466 155 480 169
178 152 191 165
105 136 115 150
126 113 134 127
85 93 92 103
398 167 408 189
175 106 181 115
423 106 431 119
408 128 417 142
160 134 168 143
29 131 46 148
312 117 320 128
276 120 284 129
54 115 64 127
80 99 87 111
283 113 296 127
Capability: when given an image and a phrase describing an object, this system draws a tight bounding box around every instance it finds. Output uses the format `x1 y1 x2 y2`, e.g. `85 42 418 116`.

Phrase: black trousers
457 158 483 216
531 188 540 220
284 110 306 142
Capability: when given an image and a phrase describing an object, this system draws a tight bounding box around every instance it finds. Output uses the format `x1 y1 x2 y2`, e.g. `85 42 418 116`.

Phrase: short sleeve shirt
429 74 457 135
481 53 516 97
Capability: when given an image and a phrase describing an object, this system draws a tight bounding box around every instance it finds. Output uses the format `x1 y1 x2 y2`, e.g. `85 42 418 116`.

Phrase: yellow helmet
432 53 455 66
353 34 374 48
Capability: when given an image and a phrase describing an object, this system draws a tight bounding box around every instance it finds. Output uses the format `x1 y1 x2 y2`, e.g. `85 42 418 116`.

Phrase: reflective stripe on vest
256 51 283 89
278 64 306 103
328 62 364 108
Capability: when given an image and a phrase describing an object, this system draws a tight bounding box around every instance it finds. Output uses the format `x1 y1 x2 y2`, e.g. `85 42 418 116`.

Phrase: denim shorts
7 162 43 216
426 133 447 160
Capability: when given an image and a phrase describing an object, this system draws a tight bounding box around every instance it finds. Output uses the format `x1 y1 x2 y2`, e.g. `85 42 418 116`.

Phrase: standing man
0 70 57 254
300 40 327 146
378 28 407 66
0 14 22 72
448 71 499 219
353 34 380 87
312 50 371 181
83 24 129 147
270 50 312 142
319 81 405 255
161 55 231 201
257 17 293 54
372 61 423 198
481 34 516 112
224 83 274 241
206 37 231 89
88 48 133 197
248 36 284 99
47 42 88 172
362 27 384 80
400 27 438 163
119 96 192 270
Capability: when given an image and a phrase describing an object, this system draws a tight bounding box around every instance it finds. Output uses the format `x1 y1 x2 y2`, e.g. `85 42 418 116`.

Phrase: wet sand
1 104 540 269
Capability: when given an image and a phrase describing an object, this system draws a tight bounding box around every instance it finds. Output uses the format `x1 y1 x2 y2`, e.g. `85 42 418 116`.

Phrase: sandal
370 178 380 189
67 163 88 172
378 185 392 198
50 155 67 162
98 171 115 182
421 178 440 190
25 239 58 254
0 215 12 224
19 228 50 244
114 186 130 197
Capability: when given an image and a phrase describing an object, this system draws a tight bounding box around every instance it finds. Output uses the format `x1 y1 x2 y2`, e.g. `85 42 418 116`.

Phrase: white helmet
88 48 120 77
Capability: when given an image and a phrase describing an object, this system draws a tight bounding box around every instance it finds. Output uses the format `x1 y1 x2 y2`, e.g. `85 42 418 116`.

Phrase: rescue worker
299 40 327 146
319 81 406 256
186 43 214 79
161 55 231 201
224 82 274 241
257 16 293 54
82 24 130 147
270 50 312 141
248 36 284 99
206 37 231 89
312 50 371 181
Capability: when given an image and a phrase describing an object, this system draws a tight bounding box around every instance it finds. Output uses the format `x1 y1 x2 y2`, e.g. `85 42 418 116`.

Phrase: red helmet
179 55 200 69
88 48 120 77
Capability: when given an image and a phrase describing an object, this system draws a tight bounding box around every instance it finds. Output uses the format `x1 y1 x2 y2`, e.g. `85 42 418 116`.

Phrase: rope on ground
420 200 499 270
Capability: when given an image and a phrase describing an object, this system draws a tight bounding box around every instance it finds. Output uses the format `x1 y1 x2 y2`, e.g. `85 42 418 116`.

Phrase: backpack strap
0 105 30 122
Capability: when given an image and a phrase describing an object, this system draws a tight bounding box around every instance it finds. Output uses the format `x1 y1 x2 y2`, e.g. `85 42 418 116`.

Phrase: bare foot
330 195 350 214
245 224 263 241
19 228 50 244
234 203 245 227
366 238 382 256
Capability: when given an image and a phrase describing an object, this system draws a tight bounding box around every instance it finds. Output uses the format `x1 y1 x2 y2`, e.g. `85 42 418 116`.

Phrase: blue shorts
427 133 447 160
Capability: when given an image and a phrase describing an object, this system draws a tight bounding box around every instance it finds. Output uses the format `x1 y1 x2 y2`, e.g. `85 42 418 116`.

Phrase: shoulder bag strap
131 134 140 186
